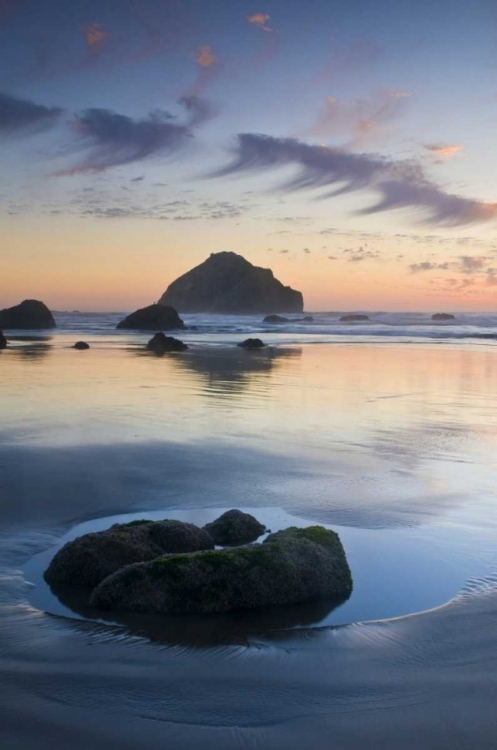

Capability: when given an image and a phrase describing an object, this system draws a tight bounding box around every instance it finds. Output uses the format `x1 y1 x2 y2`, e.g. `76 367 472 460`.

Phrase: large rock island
159 252 303 314
0 299 55 329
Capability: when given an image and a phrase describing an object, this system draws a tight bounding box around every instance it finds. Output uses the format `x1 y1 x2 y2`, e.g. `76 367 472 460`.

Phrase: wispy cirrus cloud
306 89 411 148
214 133 497 226
55 105 192 176
247 12 272 32
188 45 221 95
81 22 109 56
0 92 62 135
423 143 463 160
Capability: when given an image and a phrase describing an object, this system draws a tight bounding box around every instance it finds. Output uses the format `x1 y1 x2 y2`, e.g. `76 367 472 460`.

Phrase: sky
1 0 497 312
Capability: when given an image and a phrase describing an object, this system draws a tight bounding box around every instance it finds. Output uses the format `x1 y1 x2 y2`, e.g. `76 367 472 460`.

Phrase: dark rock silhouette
302 316 314 322
203 509 266 545
0 331 6 349
0 300 55 329
159 252 303 313
147 332 188 354
432 313 455 321
44 519 214 589
238 338 265 349
117 304 185 331
73 341 90 350
90 526 353 616
340 314 370 322
263 314 289 324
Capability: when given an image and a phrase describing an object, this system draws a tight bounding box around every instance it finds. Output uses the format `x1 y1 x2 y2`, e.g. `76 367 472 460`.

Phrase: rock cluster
44 511 352 618
90 526 352 616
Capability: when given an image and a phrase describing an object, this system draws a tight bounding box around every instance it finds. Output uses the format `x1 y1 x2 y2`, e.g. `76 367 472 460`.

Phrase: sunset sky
2 0 497 312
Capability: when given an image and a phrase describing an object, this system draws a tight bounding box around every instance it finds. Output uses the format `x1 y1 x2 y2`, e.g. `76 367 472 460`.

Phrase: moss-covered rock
44 519 214 589
203 509 266 545
90 525 352 615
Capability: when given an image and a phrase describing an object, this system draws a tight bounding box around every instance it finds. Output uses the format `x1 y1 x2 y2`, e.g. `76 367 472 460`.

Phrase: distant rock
159 252 303 314
44 519 214 589
147 332 188 354
0 300 55 330
0 331 6 349
263 314 289 324
238 338 265 349
203 509 266 545
302 316 314 322
117 304 185 331
339 314 370 322
73 341 90 350
432 313 455 321
90 526 353 616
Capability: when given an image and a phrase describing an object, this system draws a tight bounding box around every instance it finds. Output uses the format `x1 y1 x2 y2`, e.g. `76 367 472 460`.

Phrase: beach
2 314 497 747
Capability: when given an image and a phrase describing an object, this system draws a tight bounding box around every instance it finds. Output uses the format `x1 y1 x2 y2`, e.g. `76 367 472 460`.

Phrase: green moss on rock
90 525 353 616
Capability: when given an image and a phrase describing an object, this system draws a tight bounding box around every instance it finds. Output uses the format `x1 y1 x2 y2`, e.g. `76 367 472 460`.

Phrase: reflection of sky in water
3 340 497 632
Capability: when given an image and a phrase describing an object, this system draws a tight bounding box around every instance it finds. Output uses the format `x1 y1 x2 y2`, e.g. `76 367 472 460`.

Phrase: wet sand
2 341 497 748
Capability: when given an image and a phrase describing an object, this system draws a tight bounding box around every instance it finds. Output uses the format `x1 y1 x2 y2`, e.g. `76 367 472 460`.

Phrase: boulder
0 331 6 349
159 252 303 314
73 341 90 350
203 509 266 545
339 314 370 322
432 313 455 321
263 314 289 324
44 519 214 589
90 526 353 616
302 316 314 322
117 304 185 331
238 338 265 349
0 300 55 329
147 332 188 354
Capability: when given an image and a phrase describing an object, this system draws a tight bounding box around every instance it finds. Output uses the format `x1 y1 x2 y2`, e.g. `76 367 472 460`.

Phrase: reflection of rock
117 304 185 331
73 341 90 350
0 331 6 349
432 313 455 321
238 338 265 349
147 332 188 354
90 526 352 616
44 520 214 589
340 314 369 322
159 252 303 313
204 509 266 545
170 347 302 397
0 299 55 329
49 578 349 647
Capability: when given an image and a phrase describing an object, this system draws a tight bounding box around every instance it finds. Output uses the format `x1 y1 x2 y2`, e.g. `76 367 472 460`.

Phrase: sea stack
159 252 303 314
0 300 55 329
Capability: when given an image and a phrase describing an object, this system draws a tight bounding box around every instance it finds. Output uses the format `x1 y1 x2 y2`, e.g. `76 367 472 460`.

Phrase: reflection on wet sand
47 581 348 647
173 347 302 396
7 343 52 358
